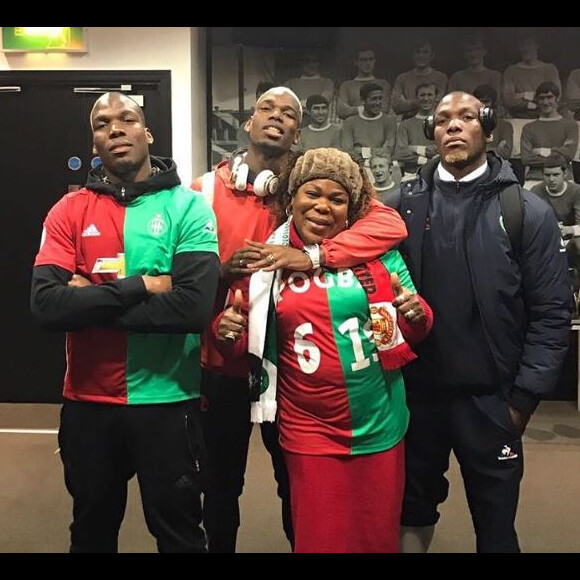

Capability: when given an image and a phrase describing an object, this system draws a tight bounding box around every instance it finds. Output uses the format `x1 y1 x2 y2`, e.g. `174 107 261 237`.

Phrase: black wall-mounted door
0 70 172 403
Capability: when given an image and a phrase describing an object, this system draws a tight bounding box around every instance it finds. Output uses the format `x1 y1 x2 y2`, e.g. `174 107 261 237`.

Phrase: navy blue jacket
384 152 573 414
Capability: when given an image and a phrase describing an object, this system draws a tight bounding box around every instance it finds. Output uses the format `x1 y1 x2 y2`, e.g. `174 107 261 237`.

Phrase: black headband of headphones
423 106 497 140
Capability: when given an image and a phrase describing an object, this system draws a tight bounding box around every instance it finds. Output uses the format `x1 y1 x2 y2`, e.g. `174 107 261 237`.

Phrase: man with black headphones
385 91 572 553
192 86 409 553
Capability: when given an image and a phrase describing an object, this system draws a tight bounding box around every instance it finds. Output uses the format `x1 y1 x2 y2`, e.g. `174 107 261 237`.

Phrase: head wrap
289 147 364 204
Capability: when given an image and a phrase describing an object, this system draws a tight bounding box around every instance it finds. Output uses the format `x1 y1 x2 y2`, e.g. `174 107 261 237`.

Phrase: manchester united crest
370 302 397 349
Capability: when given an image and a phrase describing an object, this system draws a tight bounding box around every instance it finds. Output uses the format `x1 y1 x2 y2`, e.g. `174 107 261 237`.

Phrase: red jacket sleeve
398 295 434 346
322 198 407 268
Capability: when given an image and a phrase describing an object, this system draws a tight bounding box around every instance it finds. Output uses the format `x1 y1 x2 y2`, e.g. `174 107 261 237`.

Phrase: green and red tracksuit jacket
31 157 220 405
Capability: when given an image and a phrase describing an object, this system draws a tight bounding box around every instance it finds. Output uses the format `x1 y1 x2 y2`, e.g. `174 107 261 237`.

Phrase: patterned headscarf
288 147 364 205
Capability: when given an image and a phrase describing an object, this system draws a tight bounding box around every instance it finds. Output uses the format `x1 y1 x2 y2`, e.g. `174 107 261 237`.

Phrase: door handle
73 85 132 94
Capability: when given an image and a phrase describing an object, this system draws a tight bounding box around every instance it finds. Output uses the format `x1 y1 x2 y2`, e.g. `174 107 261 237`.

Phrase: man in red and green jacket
31 92 219 553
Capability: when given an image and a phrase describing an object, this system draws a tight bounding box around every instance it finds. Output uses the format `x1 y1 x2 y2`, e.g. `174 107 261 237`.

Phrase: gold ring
405 308 415 319
239 259 244 268
225 331 236 341
268 253 276 264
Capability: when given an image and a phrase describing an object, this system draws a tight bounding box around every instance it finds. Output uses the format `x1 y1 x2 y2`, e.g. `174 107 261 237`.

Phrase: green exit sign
2 27 87 53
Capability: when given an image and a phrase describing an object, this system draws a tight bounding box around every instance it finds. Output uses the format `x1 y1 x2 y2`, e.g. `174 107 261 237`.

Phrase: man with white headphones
192 86 408 553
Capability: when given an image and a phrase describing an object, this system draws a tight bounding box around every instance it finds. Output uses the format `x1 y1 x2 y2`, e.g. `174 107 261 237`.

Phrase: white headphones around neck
230 151 279 197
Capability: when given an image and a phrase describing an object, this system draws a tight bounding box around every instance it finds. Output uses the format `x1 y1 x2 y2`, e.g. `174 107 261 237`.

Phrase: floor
0 401 579 553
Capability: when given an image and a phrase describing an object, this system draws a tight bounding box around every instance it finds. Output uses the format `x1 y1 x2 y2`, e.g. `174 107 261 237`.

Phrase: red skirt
284 441 405 553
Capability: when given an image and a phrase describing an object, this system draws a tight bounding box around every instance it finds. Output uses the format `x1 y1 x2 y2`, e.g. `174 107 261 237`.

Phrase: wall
211 26 580 107
331 27 579 85
190 27 208 181
212 45 276 111
0 27 208 183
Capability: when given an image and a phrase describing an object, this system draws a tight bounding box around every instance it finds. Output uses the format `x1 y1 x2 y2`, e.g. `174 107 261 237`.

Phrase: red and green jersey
276 251 413 456
193 160 408 378
35 185 218 405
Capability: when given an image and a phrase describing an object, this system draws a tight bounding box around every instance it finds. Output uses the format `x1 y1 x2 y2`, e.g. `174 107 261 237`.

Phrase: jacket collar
86 156 180 204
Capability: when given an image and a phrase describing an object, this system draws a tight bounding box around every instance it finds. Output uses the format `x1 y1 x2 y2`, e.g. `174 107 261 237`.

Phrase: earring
345 219 349 228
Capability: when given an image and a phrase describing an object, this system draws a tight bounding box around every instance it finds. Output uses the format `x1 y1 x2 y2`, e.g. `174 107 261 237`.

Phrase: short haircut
535 81 560 99
302 51 319 64
357 47 375 57
473 84 497 106
370 154 390 164
90 92 145 126
412 38 432 50
516 28 538 44
463 36 485 49
306 94 329 110
415 81 437 97
255 81 276 99
543 152 568 171
360 82 383 101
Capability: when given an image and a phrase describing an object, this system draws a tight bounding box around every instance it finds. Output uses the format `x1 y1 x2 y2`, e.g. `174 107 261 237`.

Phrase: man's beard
105 158 144 182
443 150 470 168
257 140 289 158
111 158 140 175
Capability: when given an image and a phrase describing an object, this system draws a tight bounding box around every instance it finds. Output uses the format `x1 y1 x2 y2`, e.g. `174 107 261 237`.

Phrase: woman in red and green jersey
217 148 433 553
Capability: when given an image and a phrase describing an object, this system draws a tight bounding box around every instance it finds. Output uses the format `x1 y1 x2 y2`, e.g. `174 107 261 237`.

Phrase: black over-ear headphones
229 150 279 197
423 106 496 141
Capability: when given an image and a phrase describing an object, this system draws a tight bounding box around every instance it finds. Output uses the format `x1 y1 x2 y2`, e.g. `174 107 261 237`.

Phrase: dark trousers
401 389 523 553
58 399 206 553
201 370 293 553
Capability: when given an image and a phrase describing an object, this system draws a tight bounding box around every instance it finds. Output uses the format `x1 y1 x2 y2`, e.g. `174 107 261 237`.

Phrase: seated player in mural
503 30 561 119
299 94 341 151
341 82 397 166
393 81 438 179
370 153 402 203
337 47 391 120
531 153 580 293
391 38 447 121
448 36 503 112
520 81 578 189
473 84 514 160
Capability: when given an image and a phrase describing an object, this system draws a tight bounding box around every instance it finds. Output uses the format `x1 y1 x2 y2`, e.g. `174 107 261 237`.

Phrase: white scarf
248 221 289 423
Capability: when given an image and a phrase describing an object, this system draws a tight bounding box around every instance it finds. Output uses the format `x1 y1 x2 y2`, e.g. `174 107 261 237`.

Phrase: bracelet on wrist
303 244 321 269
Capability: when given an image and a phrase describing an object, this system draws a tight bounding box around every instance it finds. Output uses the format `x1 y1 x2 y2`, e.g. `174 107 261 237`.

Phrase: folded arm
31 264 147 331
114 251 220 334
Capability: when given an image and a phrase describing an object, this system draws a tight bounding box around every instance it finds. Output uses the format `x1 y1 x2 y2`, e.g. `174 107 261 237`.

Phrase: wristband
303 244 321 269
